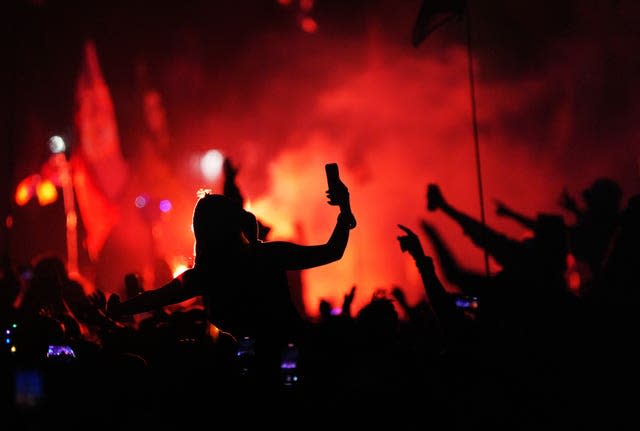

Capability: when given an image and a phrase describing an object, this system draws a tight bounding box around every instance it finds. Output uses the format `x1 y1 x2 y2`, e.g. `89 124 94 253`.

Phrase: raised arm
107 269 202 318
420 220 492 296
494 199 536 230
427 184 522 266
260 211 352 270
259 172 355 271
397 224 467 343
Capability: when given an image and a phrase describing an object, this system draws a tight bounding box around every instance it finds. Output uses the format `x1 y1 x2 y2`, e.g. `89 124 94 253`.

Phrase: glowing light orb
200 149 224 181
15 181 32 206
48 135 66 154
36 179 58 206
159 199 172 213
135 195 148 208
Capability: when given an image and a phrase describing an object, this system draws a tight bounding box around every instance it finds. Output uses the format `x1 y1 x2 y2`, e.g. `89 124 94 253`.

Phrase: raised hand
327 179 356 229
391 285 409 309
558 187 578 213
426 183 446 212
341 285 356 317
223 157 239 180
326 178 349 207
397 224 425 259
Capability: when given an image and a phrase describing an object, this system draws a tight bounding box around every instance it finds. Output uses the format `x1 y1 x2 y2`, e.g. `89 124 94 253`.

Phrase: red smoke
10 1 639 319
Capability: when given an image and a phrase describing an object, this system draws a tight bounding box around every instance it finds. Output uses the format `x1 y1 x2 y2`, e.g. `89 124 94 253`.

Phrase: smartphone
454 295 479 310
236 336 255 377
46 345 76 358
280 342 300 387
325 162 340 191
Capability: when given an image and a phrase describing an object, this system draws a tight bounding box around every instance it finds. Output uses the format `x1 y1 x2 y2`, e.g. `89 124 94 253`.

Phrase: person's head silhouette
192 193 247 265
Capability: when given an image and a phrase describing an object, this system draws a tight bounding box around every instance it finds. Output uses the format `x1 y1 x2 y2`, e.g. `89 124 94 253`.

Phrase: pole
56 153 79 276
465 3 490 277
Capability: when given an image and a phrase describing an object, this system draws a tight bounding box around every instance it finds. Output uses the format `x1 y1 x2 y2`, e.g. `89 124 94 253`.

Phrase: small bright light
159 199 172 213
5 330 9 335
172 264 189 278
15 177 35 206
5 338 10 344
36 179 58 206
48 135 66 154
200 149 224 181
135 195 148 208
10 346 16 353
12 324 17 328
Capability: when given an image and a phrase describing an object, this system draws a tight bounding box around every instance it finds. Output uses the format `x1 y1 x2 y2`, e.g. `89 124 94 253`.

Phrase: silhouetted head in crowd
20 255 69 316
581 177 622 219
124 272 144 299
356 293 399 343
192 193 249 265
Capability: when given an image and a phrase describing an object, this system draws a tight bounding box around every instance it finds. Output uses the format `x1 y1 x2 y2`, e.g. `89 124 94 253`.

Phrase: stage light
172 264 188 278
159 199 172 213
48 135 66 154
200 149 224 181
36 179 58 206
15 177 34 206
135 195 148 208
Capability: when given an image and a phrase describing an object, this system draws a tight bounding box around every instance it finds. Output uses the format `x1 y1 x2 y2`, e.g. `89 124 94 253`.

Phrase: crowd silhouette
2 160 638 429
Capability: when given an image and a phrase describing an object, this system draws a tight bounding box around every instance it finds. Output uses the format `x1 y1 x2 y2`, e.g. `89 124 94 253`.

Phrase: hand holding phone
325 163 356 229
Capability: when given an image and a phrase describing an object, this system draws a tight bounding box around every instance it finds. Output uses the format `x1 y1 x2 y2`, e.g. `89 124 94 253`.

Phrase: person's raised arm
494 199 536 230
558 187 583 219
260 175 355 271
419 220 492 296
397 224 467 343
427 183 521 266
106 269 202 319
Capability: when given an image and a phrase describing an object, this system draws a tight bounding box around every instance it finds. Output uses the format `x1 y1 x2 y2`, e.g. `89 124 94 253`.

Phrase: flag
71 40 129 261
412 0 466 47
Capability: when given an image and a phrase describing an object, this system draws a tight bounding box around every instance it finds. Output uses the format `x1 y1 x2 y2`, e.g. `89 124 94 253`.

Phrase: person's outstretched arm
419 220 491 296
260 177 355 271
494 199 536 230
106 269 202 319
427 183 521 266
397 224 467 340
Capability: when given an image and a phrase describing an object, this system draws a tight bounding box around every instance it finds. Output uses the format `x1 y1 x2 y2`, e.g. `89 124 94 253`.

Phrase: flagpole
464 3 490 277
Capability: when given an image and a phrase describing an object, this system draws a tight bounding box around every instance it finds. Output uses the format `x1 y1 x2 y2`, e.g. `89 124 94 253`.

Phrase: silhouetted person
107 167 356 389
397 224 469 349
560 177 623 295
425 183 585 427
